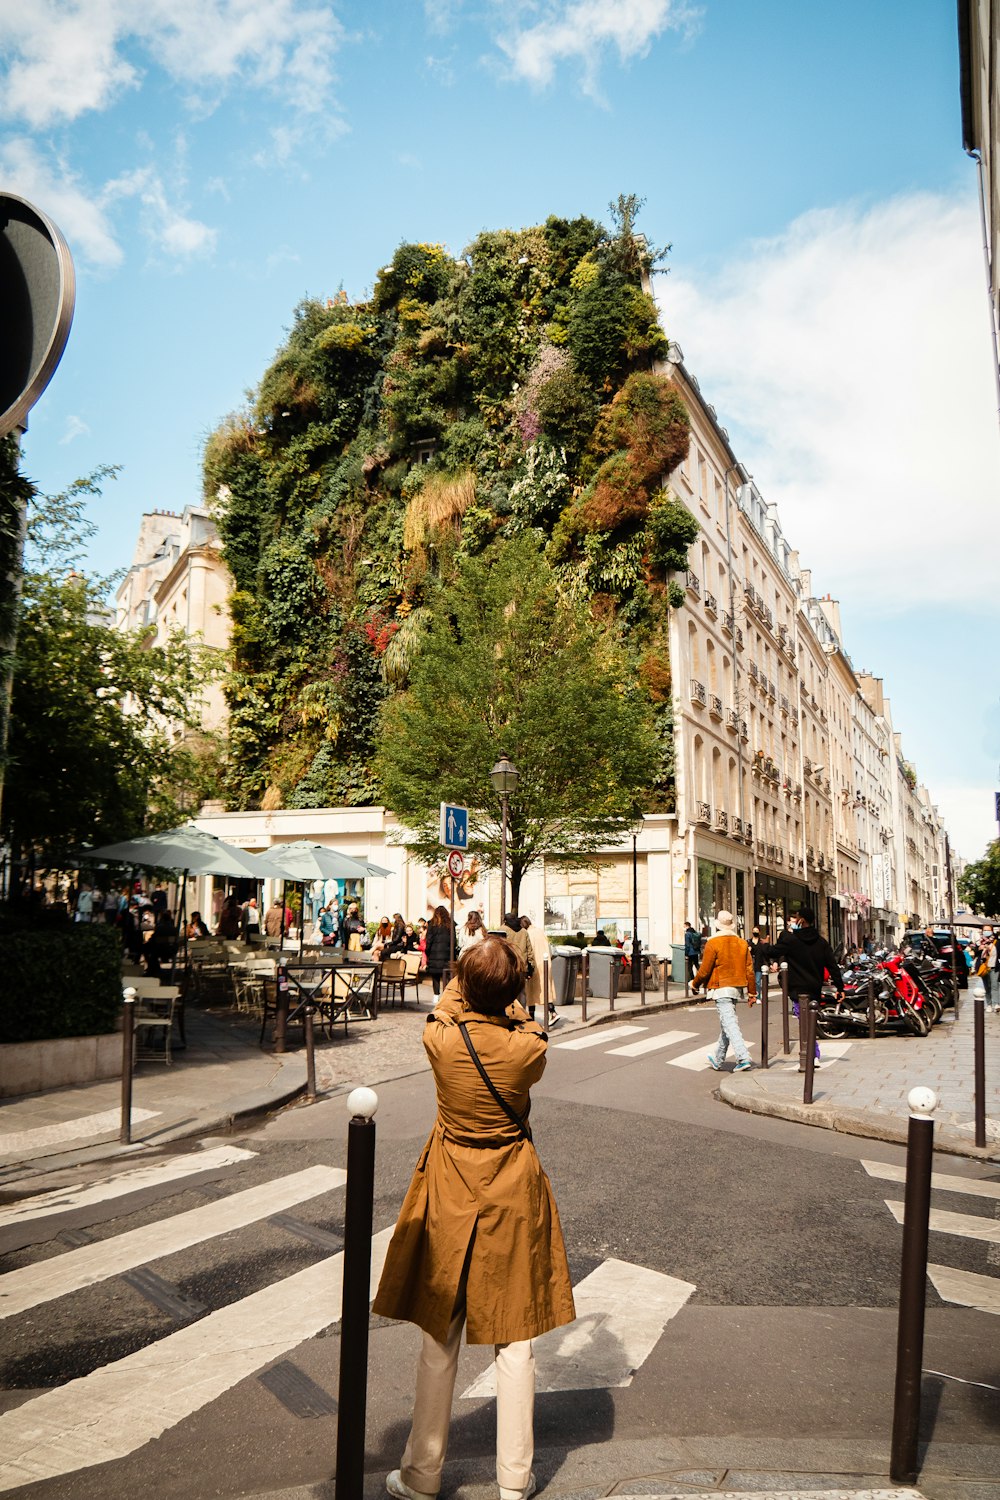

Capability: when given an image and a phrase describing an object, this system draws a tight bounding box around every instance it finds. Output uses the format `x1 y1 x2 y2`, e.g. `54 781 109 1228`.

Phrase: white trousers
400 1304 534 1495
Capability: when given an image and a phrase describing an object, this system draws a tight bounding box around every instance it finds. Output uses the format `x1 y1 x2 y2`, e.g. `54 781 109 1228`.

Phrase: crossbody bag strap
457 1021 532 1141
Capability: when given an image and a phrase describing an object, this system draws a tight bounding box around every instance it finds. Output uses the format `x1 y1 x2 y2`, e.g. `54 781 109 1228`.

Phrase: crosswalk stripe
862 1160 1000 1201
0 1108 159 1156
613 1492 923 1500
927 1262 1000 1316
0 1165 346 1319
0 1226 394 1492
884 1200 1000 1245
554 1025 646 1051
606 1029 697 1058
776 1039 853 1071
0 1146 258 1231
666 1042 756 1071
460 1257 695 1397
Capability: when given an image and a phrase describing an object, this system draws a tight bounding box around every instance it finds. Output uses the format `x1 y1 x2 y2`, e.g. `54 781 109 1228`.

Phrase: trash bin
586 946 620 1000
550 946 582 1005
671 943 686 985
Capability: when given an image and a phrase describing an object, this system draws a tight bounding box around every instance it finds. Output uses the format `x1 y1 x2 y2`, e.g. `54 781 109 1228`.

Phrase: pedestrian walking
519 915 543 1017
424 905 456 994
264 899 285 939
695 910 756 1072
748 926 768 996
372 937 576 1500
975 927 996 1011
459 910 487 952
766 907 843 1071
683 922 701 990
502 912 535 1015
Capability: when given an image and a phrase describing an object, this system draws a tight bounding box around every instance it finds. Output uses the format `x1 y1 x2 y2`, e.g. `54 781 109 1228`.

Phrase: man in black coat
766 908 843 1073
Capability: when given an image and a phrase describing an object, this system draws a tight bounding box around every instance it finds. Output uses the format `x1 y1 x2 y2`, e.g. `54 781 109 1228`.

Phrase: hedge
0 921 122 1043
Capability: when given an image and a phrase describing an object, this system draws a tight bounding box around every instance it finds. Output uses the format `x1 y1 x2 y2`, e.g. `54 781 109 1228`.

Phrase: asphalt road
1 1005 998 1500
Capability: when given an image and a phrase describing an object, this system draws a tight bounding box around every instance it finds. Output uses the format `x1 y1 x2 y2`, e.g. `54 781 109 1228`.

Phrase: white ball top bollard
971 981 986 1001
908 1086 938 1120
122 986 137 1003
347 1086 379 1121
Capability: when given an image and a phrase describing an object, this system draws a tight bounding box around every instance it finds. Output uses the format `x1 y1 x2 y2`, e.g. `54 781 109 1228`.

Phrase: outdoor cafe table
278 959 379 1038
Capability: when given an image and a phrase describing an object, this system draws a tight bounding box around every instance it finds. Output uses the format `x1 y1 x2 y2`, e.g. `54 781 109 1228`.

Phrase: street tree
375 533 661 912
2 467 221 880
957 841 1000 919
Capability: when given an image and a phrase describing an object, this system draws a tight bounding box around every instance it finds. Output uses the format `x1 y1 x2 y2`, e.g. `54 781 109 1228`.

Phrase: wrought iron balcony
709 694 724 719
686 571 701 597
696 801 711 826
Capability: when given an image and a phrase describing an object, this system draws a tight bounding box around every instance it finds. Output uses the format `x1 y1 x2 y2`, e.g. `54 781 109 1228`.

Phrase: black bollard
890 1087 937 1485
580 950 589 1023
542 956 550 1032
868 975 877 1040
974 986 986 1149
336 1088 379 1500
639 950 646 1005
274 959 289 1054
803 999 817 1105
780 964 791 1055
304 1005 317 1100
120 988 136 1144
760 972 769 1071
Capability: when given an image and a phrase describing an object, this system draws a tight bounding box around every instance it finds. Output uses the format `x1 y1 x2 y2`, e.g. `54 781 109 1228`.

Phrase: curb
0 1057 308 1184
718 1075 1000 1163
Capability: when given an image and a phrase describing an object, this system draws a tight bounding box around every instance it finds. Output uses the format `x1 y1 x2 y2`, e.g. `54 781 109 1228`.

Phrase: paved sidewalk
718 997 1000 1161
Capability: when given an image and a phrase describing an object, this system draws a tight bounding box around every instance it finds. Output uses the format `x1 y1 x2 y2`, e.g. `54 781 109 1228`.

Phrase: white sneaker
386 1470 437 1500
500 1473 537 1500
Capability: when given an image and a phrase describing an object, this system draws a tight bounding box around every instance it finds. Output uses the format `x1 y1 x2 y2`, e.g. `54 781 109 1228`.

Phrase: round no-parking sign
446 850 465 879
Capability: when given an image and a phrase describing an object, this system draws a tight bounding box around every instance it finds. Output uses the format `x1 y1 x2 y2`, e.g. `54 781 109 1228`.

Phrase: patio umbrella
262 841 392 956
81 825 287 973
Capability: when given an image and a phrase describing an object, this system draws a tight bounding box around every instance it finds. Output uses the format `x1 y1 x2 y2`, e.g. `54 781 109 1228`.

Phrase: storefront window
698 859 732 931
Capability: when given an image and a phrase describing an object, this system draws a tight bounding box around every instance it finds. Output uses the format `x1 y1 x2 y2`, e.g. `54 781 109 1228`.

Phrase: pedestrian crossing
0 1143 703 1494
552 1019 855 1075
861 1159 1000 1316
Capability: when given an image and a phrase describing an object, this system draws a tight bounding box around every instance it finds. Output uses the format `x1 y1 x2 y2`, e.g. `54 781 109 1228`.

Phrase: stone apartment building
115 505 232 734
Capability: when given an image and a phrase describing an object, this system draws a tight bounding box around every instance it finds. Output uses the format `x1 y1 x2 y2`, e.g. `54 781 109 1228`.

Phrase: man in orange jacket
693 909 756 1073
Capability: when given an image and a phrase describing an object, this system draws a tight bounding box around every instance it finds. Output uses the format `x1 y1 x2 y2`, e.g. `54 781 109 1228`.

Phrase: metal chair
134 994 177 1064
379 956 407 1008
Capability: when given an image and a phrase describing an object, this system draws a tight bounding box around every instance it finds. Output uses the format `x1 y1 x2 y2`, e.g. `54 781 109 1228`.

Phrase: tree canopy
375 534 661 910
204 199 698 814
957 842 1000 920
2 468 221 873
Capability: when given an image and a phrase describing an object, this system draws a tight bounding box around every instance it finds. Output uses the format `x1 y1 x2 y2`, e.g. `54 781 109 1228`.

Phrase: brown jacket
371 980 576 1345
693 933 756 999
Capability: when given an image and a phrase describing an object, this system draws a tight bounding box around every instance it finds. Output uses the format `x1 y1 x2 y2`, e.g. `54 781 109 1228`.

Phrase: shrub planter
1 1029 122 1097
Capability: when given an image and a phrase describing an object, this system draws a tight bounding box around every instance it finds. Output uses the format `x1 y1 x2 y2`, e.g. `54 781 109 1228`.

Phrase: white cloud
0 138 123 269
59 415 91 444
660 191 1000 611
496 0 701 93
102 165 217 261
0 0 344 128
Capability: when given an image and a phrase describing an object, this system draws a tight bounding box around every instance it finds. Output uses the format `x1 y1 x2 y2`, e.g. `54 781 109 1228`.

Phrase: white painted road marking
666 1042 756 1071
554 1025 646 1050
884 1200 1000 1245
606 1029 697 1058
862 1160 1000 1202
460 1257 695 1397
0 1165 346 1318
613 1491 923 1500
0 1108 159 1156
927 1263 1000 1316
777 1039 853 1071
0 1226 394 1492
0 1146 258 1231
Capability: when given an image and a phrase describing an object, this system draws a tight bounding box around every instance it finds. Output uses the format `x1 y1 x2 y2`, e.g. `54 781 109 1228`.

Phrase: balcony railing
731 815 743 838
748 661 759 681
686 571 701 597
743 821 753 844
704 591 718 616
696 801 711 826
709 694 724 719
735 626 744 650
740 719 748 740
721 610 734 635
713 809 728 831
756 839 766 859
727 708 740 733
690 678 706 706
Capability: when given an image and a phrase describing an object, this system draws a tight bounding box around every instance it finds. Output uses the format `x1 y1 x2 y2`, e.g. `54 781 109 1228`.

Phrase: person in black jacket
423 906 456 994
765 908 843 1073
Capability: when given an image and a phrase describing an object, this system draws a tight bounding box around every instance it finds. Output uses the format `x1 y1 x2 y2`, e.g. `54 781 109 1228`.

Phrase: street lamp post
489 752 520 921
630 813 644 992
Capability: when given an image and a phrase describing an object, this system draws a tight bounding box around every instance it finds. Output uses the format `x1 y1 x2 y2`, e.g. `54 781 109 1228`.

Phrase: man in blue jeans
693 910 757 1071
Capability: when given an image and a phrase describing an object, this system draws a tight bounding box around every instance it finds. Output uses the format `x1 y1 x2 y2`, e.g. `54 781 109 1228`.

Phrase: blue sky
3 0 997 859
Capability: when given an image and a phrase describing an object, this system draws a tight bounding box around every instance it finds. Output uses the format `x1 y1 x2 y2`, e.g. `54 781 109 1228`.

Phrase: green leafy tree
375 534 661 910
2 469 220 875
958 842 1000 918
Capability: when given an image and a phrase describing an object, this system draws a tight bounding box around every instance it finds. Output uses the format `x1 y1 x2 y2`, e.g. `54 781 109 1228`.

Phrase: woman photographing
373 937 576 1500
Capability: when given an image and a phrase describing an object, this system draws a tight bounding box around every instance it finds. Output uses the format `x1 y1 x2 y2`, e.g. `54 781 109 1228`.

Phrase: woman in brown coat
373 937 575 1500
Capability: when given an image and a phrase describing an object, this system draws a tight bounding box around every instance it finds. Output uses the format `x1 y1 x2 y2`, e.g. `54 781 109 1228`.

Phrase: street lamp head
628 810 645 839
489 752 519 796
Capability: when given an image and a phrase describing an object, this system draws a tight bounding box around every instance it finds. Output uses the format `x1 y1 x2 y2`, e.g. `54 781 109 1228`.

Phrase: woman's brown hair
458 936 525 1016
429 905 451 927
